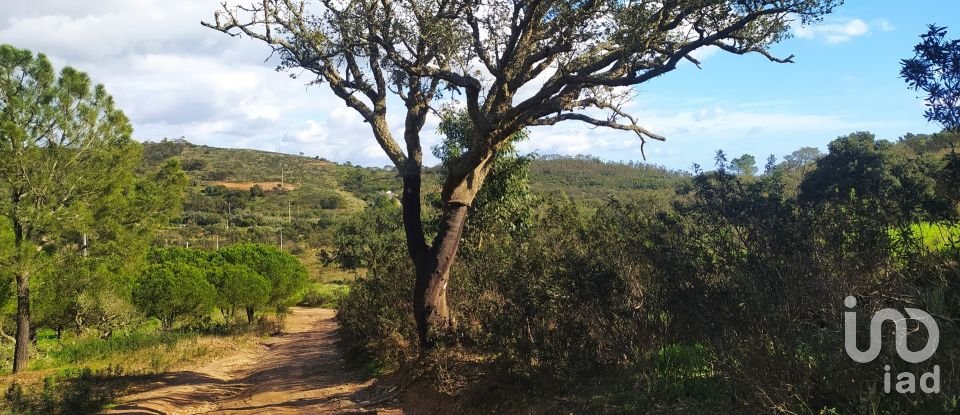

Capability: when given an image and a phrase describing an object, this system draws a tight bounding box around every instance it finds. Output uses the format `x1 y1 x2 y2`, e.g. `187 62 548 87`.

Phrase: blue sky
616 1 960 170
2 1 958 170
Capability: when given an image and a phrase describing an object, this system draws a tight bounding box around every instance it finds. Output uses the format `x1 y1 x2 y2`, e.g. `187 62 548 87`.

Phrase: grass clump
40 331 192 369
2 366 127 415
297 283 350 308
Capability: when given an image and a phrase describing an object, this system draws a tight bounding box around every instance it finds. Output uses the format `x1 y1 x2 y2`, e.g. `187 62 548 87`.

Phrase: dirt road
103 307 402 415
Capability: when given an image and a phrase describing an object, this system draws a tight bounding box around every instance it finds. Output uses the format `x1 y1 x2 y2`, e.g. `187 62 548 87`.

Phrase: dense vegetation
0 77 695 409
334 130 960 413
5 97 959 414
207 0 843 348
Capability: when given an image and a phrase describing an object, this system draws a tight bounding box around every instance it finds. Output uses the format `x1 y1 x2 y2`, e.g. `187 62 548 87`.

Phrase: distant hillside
530 154 689 205
142 140 392 254
141 140 688 252
136 131 955 284
142 138 400 196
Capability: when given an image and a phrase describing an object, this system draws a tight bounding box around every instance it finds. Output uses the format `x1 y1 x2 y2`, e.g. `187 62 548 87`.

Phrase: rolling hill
141 139 689 271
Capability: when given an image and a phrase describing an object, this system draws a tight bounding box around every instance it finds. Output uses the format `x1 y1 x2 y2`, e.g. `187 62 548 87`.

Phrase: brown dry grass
208 181 299 191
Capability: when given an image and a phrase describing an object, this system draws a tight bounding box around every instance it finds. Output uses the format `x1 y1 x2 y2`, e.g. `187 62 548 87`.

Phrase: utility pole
278 200 284 251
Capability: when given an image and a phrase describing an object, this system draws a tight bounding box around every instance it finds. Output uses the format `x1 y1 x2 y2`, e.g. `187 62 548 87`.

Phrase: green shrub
335 133 960 413
182 159 206 171
650 343 725 401
43 331 190 366
317 191 346 209
331 200 417 367
214 243 308 314
146 246 209 269
338 270 416 370
208 263 270 322
132 263 215 329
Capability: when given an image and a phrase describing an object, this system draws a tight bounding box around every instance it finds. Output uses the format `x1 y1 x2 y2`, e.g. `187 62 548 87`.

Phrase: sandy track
103 308 401 415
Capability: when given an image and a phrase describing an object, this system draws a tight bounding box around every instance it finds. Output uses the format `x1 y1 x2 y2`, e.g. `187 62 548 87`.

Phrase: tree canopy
0 44 144 372
799 131 940 224
208 263 271 322
206 0 841 346
133 263 216 330
901 25 960 131
207 0 840 172
214 243 308 311
731 154 758 177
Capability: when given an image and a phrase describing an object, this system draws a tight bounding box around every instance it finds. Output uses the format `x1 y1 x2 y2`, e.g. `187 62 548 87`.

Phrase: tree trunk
13 271 30 373
401 170 471 348
246 306 255 323
74 307 84 335
413 202 468 346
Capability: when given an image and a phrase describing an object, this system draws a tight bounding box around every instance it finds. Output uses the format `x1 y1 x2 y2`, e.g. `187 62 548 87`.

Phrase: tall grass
297 282 350 308
890 222 960 252
39 331 193 369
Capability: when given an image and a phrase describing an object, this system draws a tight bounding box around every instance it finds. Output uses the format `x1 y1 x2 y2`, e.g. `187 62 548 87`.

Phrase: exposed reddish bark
414 202 468 346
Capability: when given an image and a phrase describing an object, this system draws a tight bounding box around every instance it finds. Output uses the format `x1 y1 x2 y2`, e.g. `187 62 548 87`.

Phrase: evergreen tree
0 44 142 371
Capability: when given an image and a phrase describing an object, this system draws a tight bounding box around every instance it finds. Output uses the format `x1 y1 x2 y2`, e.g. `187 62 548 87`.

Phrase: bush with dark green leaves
336 131 960 414
208 263 270 322
214 243 308 315
331 200 417 366
316 191 346 209
132 263 215 329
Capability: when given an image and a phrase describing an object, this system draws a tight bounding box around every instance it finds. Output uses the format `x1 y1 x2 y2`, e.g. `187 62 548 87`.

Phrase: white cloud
0 3 221 62
514 103 882 168
0 0 396 165
688 45 720 62
0 3 914 170
872 18 895 32
793 18 874 44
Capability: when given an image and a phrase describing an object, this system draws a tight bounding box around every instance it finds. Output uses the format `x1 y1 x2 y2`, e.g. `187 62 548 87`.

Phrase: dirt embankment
208 181 297 191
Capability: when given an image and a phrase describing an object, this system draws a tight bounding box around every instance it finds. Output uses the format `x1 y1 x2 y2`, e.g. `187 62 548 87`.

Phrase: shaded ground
103 308 402 415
